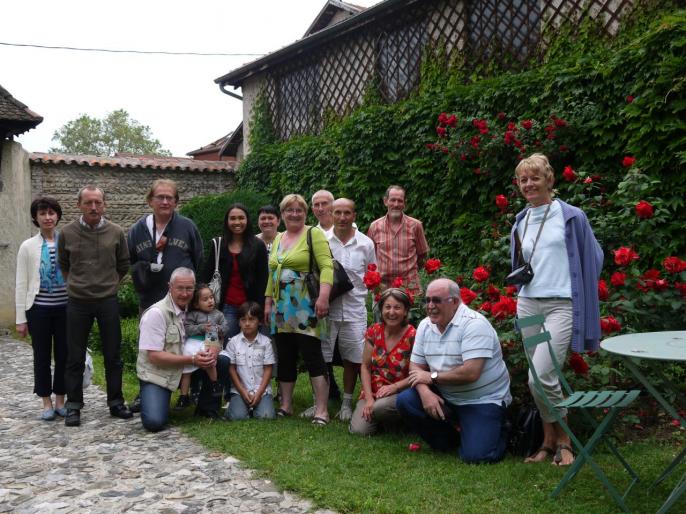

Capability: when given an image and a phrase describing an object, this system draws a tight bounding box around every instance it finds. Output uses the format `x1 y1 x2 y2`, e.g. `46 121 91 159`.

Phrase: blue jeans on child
396 387 508 463
226 393 275 420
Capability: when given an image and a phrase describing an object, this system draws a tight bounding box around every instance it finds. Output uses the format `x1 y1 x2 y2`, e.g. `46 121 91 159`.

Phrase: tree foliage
50 109 171 156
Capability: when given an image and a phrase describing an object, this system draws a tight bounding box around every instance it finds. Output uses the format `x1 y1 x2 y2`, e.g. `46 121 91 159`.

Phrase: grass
90 355 686 513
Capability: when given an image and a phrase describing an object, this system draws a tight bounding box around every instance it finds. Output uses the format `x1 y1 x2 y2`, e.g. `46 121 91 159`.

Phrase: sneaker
41 408 56 421
174 394 192 411
300 405 316 419
336 405 353 422
210 381 223 398
55 406 68 417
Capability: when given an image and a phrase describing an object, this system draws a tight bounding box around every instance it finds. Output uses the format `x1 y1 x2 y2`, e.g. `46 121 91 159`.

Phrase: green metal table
601 331 686 513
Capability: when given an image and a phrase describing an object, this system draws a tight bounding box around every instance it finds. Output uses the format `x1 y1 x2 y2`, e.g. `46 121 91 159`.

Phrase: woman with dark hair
15 197 68 420
349 288 416 435
202 202 269 339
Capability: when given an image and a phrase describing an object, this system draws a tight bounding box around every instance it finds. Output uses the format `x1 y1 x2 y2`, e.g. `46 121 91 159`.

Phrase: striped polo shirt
411 303 512 406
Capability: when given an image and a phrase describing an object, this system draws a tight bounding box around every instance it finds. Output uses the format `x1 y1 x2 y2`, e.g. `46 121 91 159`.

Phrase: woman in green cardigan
264 194 334 425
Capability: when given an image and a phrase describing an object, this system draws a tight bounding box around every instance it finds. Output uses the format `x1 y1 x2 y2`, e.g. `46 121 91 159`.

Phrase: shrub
179 190 271 257
118 281 140 318
89 317 139 372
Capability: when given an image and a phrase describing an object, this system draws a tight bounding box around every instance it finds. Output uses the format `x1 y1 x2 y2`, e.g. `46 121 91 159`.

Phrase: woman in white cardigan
15 197 68 420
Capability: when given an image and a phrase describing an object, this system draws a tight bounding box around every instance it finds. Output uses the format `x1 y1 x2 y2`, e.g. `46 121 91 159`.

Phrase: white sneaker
337 405 353 422
300 405 316 418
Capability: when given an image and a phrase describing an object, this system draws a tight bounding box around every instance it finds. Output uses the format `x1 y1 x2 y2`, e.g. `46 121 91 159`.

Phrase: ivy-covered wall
238 5 684 274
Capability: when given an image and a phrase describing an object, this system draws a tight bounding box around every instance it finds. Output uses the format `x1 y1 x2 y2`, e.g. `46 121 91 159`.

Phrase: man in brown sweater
58 185 132 426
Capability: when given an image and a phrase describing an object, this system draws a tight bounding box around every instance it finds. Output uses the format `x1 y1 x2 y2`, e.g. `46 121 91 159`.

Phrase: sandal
311 416 329 426
276 408 292 418
553 444 575 466
524 446 555 463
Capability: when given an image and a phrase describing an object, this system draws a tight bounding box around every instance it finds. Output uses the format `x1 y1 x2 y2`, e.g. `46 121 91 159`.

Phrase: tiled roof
186 132 232 156
0 84 43 136
30 152 235 173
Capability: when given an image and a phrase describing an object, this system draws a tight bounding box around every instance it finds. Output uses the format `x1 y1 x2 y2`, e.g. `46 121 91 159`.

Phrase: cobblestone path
0 337 330 513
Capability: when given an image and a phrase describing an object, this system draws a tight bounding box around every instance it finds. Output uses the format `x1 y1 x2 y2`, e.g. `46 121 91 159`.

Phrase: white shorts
325 320 367 364
181 336 204 374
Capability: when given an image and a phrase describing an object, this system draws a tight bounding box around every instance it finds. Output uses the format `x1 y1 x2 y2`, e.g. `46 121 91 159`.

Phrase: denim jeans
226 393 275 420
26 304 67 397
397 387 509 463
139 380 172 432
222 304 241 344
65 296 124 409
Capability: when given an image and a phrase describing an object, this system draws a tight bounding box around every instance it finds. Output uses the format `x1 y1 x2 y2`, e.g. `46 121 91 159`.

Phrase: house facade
216 0 636 155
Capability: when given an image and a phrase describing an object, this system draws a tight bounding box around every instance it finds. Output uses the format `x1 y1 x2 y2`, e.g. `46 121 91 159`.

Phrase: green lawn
94 355 685 513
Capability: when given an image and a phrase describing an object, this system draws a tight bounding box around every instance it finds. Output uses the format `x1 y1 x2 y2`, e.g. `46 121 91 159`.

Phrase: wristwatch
430 371 438 384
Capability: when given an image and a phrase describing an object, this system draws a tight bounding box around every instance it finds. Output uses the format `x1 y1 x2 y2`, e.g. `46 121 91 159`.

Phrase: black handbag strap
520 202 551 264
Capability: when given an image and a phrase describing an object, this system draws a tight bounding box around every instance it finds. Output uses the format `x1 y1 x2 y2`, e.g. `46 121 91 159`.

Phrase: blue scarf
39 232 65 293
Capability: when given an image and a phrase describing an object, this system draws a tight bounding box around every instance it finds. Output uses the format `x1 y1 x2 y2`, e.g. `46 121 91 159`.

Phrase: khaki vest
136 294 185 391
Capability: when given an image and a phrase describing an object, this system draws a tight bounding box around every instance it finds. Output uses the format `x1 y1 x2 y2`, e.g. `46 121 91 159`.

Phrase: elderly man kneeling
397 278 512 463
137 267 219 432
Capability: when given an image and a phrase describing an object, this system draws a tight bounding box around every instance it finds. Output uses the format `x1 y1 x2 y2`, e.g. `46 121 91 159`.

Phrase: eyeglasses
172 286 195 294
153 195 176 203
421 296 454 306
283 208 305 215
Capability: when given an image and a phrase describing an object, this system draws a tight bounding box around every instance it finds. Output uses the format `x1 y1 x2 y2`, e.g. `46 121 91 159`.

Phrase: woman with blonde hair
511 153 603 466
264 194 334 425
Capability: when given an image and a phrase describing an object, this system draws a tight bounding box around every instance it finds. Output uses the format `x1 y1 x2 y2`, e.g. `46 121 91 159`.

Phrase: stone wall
30 163 236 230
0 141 32 327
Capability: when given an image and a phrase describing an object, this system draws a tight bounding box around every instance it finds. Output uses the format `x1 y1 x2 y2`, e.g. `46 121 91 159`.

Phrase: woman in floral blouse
349 288 415 435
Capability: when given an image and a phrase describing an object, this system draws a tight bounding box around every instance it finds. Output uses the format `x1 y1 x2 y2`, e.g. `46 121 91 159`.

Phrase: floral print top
362 322 416 398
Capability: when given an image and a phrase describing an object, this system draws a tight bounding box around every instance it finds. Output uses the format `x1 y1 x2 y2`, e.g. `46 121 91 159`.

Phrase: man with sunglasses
397 278 511 463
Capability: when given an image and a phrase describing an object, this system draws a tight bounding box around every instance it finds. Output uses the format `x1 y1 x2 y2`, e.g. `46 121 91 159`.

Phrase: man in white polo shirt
397 278 511 463
326 198 376 420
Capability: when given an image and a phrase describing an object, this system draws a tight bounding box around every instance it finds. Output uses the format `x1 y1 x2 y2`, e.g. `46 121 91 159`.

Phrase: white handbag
82 348 94 389
208 237 222 304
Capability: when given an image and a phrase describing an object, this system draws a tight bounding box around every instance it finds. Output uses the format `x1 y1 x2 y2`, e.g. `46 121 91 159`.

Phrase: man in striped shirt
397 278 511 463
367 185 428 294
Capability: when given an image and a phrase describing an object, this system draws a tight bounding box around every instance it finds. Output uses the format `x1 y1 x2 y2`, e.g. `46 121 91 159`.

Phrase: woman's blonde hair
279 194 308 213
515 153 555 188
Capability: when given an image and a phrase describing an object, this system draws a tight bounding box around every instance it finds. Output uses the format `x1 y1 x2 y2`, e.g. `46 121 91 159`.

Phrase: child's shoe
211 381 223 398
174 394 192 411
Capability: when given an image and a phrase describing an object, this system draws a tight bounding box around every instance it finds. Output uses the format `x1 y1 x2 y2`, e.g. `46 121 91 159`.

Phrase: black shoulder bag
304 227 354 303
505 202 551 286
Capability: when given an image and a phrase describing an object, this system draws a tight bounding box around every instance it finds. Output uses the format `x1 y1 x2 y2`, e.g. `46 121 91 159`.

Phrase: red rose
497 112 506 121
495 194 508 211
424 258 442 274
635 200 654 219
438 112 449 125
584 177 593 184
504 286 517 297
487 284 500 300
598 279 609 301
403 288 415 306
374 292 381 302
654 279 669 291
663 256 686 274
601 316 622 334
436 126 447 137
460 287 477 305
477 301 492 313
622 156 636 168
363 270 382 290
491 296 517 320
562 165 576 182
470 135 481 148
446 114 457 128
368 263 377 272
637 269 661 291
675 282 686 297
569 353 589 375
610 272 626 287
504 131 515 145
521 119 533 130
626 95 634 103
472 266 490 283
553 117 567 128
559 145 569 153
613 247 639 266
391 277 404 288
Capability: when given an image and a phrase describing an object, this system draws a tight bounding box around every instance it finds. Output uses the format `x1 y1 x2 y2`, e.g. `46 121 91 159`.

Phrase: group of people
15 152 602 465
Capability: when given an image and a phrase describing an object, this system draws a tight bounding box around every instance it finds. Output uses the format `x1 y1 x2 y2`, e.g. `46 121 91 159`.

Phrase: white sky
1 0 381 157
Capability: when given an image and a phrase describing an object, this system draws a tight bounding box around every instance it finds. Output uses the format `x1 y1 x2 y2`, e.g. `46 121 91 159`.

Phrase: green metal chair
516 314 641 513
